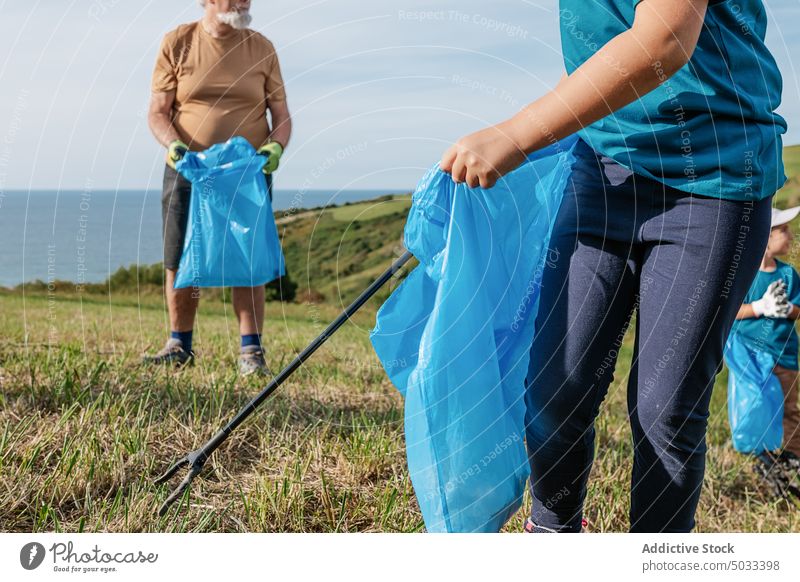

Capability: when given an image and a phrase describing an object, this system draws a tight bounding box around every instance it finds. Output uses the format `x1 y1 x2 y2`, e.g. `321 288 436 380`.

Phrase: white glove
752 279 790 318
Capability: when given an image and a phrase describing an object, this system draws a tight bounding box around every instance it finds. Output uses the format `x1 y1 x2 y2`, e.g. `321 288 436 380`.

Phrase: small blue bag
724 333 784 454
370 135 578 532
174 137 285 289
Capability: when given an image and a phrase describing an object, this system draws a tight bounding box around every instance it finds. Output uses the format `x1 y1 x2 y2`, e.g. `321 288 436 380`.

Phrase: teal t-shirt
559 0 787 201
729 259 800 370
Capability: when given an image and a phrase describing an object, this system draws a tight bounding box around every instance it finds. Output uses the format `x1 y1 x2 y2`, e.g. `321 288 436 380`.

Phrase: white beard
217 10 252 30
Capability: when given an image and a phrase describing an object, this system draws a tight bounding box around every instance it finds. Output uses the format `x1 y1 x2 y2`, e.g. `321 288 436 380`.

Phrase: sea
0 189 395 288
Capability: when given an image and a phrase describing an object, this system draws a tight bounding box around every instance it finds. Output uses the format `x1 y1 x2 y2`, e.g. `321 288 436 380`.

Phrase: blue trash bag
174 136 285 289
724 333 784 454
370 135 579 532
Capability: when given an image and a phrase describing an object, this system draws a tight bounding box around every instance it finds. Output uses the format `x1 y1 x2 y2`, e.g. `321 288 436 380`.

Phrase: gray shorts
161 164 273 270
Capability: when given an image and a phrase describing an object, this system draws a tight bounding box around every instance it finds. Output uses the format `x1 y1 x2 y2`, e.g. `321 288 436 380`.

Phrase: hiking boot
238 346 271 377
777 450 800 474
753 451 800 499
777 451 800 491
142 338 194 368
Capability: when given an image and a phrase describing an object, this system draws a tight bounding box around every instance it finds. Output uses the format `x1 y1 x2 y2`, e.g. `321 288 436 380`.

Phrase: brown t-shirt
151 22 286 151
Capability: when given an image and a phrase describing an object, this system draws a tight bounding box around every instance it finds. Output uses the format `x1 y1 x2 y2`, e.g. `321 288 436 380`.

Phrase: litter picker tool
154 250 414 516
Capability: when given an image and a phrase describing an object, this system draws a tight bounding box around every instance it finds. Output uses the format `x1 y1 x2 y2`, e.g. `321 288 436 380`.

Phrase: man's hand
440 122 528 189
167 139 189 170
258 141 284 174
752 280 790 318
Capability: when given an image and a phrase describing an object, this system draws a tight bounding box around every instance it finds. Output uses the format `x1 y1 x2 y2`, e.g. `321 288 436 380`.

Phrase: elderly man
145 0 291 375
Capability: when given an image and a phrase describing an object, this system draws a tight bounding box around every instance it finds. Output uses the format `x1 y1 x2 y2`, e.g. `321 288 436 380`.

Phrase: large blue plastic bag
370 135 578 532
724 333 783 454
174 136 285 288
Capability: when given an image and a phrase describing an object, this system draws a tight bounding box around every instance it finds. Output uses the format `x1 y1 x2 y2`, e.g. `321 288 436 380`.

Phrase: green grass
1 286 798 532
0 291 421 532
330 196 412 223
3 148 800 533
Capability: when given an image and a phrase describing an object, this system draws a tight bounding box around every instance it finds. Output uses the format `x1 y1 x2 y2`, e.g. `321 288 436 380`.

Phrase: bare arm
509 0 708 153
735 304 759 320
148 90 181 148
442 0 710 188
267 99 292 150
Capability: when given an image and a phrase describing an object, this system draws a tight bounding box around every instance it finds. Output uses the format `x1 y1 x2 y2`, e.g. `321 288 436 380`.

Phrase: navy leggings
523 138 773 532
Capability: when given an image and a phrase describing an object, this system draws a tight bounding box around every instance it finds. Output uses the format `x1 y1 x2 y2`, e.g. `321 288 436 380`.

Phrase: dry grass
0 290 798 532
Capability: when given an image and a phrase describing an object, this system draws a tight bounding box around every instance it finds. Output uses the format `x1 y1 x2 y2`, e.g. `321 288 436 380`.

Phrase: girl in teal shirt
440 0 786 532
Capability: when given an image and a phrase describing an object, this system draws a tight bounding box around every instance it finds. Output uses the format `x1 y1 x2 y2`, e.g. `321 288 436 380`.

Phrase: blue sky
0 0 798 191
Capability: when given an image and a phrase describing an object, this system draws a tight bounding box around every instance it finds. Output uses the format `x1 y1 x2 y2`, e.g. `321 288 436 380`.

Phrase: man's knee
167 272 200 303
231 286 265 299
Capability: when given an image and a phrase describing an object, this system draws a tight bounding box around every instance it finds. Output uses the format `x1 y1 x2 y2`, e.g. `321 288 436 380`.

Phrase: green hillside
14 194 415 306
777 144 800 208
15 144 800 305
275 195 413 303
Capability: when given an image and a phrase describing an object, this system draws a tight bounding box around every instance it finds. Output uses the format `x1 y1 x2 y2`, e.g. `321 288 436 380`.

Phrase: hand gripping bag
370 135 578 532
724 333 784 454
174 137 285 289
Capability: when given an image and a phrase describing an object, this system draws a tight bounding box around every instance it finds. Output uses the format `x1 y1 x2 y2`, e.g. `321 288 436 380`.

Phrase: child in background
731 206 800 493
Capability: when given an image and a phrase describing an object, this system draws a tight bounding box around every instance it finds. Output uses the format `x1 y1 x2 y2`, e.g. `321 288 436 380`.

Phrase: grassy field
2 288 798 533
3 150 800 533
0 291 420 533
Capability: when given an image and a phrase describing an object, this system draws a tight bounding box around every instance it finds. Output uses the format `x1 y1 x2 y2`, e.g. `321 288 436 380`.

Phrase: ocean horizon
0 188 406 288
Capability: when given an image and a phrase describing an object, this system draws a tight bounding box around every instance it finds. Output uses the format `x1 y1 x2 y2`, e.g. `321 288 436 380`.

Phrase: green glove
166 139 189 170
257 141 284 174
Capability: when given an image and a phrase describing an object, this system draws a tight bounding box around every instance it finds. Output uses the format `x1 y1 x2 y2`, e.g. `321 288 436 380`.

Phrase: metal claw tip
154 456 190 485
157 464 202 517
